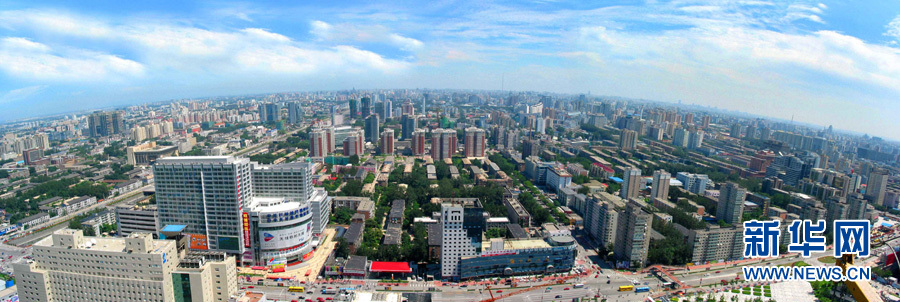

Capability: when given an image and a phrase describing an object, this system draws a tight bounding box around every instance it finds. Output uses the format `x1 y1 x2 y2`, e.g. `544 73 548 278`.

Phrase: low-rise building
18 213 49 230
457 237 576 279
116 204 160 237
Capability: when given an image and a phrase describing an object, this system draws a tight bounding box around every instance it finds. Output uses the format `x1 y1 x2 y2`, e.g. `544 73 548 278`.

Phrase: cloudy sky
0 0 899 139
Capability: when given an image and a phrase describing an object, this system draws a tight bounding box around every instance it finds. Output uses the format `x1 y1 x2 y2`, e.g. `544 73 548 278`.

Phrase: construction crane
835 254 883 302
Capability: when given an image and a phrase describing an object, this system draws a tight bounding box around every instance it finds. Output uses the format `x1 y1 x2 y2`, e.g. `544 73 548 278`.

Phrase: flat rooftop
482 238 550 251
36 230 171 254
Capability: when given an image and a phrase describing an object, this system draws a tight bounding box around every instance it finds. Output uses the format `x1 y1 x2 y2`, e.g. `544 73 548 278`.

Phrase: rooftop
482 238 550 251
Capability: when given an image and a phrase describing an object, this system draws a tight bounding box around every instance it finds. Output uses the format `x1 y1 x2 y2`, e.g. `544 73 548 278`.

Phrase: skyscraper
401 114 417 140
411 129 426 156
383 99 393 118
717 182 746 225
615 200 652 268
88 111 125 137
343 129 365 156
651 170 671 200
364 114 380 143
361 97 372 118
439 199 484 280
380 129 395 155
619 129 637 150
349 99 359 119
331 105 343 126
287 102 302 125
672 127 690 148
309 127 333 157
523 139 541 157
687 130 704 149
866 168 889 206
402 101 414 116
621 167 642 199
258 103 281 123
432 129 458 160
464 127 486 158
154 156 254 254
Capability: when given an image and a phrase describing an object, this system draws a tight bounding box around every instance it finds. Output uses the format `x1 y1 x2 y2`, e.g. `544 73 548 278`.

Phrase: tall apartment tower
402 101 414 116
364 114 380 143
615 201 652 268
349 99 359 119
432 129 458 160
287 102 302 125
361 97 373 118
154 156 254 254
380 129 395 155
439 199 485 280
14 230 238 302
717 182 746 225
343 129 365 156
464 127 486 158
411 129 427 156
651 170 671 200
672 127 690 148
687 130 704 149
401 114 417 140
866 168 889 206
619 129 637 150
88 111 125 137
383 99 393 119
258 103 281 123
621 167 643 199
309 128 333 157
331 105 343 126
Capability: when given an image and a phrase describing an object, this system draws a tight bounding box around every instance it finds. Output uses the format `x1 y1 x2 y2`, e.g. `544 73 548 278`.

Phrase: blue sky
0 0 899 139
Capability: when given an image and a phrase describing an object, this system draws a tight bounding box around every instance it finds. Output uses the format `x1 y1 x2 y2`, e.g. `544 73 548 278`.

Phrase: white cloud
0 10 112 38
308 20 423 51
0 37 143 81
886 15 900 41
242 28 291 43
0 85 47 104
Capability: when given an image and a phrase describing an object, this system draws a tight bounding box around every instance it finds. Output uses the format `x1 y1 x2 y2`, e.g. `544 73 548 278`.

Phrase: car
248 286 254 289
305 299 313 302
241 287 246 290
555 295 562 299
496 290 502 293
564 287 570 290
292 300 299 302
715 271 721 273
326 298 333 301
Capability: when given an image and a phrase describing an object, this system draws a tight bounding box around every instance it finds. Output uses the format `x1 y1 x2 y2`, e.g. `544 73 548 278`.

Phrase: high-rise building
287 102 302 125
14 229 237 302
364 114 380 143
383 99 393 119
615 200 652 268
583 193 624 249
523 139 541 157
361 97 373 118
401 114 417 140
401 101 414 116
411 129 426 156
687 130 704 150
674 223 744 264
701 116 711 128
717 182 746 225
309 127 333 157
154 157 254 254
380 129 395 155
619 129 637 150
621 167 642 199
343 129 365 156
258 103 281 123
439 199 485 280
432 129 458 160
88 111 124 137
866 168 889 206
672 127 690 148
331 105 344 126
115 204 159 237
651 170 671 200
464 127 486 158
252 162 314 203
349 99 359 119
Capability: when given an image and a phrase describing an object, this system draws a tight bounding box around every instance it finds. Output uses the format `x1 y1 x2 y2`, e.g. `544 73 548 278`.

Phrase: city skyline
0 0 899 141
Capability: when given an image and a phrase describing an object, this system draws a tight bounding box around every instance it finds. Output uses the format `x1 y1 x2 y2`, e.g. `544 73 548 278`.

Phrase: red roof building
369 261 412 273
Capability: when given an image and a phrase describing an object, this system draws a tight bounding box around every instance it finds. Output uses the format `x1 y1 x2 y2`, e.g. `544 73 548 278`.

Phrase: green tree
485 228 506 238
349 155 360 165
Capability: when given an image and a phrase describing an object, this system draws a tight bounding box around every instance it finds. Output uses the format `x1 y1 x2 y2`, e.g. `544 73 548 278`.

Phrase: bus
618 285 634 292
635 286 650 293
322 287 338 295
288 286 305 293
573 283 584 288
